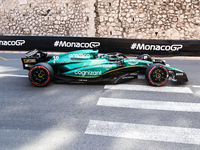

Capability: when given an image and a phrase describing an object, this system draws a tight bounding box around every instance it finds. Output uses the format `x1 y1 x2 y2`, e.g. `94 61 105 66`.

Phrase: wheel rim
151 68 167 84
32 69 48 83
29 66 50 86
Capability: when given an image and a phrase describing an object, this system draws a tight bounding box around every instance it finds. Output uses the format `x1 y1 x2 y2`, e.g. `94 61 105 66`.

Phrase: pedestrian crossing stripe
104 84 193 93
97 97 200 112
85 120 200 145
85 84 198 145
193 85 200 88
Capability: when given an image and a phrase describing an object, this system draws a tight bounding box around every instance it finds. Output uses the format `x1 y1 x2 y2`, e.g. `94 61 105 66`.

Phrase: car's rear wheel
29 63 54 86
145 64 169 86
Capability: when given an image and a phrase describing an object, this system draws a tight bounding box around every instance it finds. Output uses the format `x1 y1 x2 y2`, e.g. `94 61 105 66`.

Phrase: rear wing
21 49 47 70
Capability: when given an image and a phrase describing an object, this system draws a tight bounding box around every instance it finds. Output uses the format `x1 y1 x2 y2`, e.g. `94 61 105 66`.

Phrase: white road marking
193 85 200 88
85 120 200 145
0 74 28 78
0 66 20 73
104 84 193 93
97 97 200 112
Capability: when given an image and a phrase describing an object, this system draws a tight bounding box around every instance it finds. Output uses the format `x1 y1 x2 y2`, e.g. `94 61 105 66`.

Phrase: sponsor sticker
75 70 102 76
79 79 88 82
131 43 183 51
128 62 138 65
54 41 100 48
176 73 184 76
122 76 135 79
0 40 25 46
23 59 36 63
25 49 38 57
69 54 91 58
103 66 113 70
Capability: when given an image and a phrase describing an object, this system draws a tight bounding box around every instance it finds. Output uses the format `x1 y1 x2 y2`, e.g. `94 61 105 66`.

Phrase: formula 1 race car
21 49 188 87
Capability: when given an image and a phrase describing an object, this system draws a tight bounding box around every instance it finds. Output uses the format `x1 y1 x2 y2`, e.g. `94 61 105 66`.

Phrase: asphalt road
0 53 200 150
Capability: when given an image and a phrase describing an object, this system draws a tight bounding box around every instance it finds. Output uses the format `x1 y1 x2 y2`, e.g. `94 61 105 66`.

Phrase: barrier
0 35 200 56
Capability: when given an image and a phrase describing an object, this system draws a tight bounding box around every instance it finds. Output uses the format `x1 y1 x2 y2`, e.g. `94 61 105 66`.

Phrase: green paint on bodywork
125 58 152 67
101 65 148 76
64 64 118 78
47 49 184 78
50 49 98 61
165 66 184 72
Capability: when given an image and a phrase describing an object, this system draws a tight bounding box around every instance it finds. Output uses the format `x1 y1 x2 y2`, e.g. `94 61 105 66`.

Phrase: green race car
21 49 188 87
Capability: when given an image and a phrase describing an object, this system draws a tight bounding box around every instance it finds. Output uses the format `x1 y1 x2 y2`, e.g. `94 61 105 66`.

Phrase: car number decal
53 56 59 60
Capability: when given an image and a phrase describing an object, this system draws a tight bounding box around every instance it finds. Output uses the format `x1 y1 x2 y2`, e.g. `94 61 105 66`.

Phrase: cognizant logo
0 40 25 46
75 70 102 76
131 43 183 51
54 41 100 48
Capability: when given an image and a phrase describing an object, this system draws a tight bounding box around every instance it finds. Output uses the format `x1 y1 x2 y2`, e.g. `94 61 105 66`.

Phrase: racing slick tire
145 64 169 86
29 62 54 87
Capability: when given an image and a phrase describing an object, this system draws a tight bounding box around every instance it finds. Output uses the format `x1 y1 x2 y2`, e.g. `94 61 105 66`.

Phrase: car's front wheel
29 63 54 87
145 64 169 86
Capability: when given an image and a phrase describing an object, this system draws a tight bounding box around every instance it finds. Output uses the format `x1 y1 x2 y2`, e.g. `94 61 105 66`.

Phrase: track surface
0 54 200 150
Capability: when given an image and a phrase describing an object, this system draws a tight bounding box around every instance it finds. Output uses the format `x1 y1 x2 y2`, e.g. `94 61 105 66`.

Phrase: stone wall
95 0 200 39
0 0 94 36
1 0 200 40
